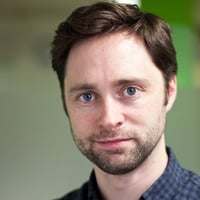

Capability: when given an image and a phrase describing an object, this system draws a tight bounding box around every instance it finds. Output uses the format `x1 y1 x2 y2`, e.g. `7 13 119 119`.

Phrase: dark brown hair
51 1 177 110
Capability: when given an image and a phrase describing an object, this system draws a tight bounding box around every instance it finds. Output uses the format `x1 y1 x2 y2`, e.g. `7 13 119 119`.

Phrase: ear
166 75 177 112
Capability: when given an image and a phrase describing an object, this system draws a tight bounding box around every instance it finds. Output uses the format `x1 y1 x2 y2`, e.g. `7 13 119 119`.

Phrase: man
51 1 200 200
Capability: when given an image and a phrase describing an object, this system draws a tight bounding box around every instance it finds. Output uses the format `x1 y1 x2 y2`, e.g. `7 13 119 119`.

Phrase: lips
95 138 133 149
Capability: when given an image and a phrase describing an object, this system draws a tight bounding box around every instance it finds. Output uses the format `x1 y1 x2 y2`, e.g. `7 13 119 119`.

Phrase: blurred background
0 0 199 199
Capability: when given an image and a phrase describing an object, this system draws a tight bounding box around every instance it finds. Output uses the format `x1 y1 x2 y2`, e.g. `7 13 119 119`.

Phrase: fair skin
64 32 177 200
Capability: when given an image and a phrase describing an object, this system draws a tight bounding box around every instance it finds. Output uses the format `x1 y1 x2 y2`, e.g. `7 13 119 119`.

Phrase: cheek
125 101 164 127
68 110 96 137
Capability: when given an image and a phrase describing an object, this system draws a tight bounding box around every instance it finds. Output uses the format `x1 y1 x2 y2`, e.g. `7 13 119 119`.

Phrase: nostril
99 111 124 131
98 97 125 130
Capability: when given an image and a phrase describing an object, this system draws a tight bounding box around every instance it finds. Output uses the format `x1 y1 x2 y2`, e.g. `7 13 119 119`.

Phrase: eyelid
79 92 95 102
123 86 137 96
76 91 98 104
120 85 138 94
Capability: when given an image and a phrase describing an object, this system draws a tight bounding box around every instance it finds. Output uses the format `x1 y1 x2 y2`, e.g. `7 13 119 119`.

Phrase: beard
71 118 165 175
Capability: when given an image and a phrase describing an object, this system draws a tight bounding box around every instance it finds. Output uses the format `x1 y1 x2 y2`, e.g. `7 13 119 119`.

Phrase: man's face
64 32 176 175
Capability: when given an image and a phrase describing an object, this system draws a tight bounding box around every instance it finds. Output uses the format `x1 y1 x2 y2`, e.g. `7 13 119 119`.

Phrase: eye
80 92 95 102
123 87 137 96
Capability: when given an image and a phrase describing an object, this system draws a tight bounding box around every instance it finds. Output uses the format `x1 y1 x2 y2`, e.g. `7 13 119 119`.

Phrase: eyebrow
68 78 150 94
112 78 150 88
68 83 97 94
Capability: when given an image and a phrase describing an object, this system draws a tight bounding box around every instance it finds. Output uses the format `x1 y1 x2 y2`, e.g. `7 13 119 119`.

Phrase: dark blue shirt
57 148 200 200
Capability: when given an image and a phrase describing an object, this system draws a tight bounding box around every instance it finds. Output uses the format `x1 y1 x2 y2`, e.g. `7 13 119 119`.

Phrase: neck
94 136 168 200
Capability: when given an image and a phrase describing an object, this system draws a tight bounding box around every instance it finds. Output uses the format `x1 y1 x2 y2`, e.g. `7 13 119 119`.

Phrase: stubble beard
71 124 164 175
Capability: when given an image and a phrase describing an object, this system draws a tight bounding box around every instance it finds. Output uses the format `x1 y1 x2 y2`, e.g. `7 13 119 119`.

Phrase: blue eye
124 87 137 96
80 93 94 102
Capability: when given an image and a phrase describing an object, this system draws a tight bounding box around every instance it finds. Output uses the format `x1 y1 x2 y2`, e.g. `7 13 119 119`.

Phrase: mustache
88 128 137 141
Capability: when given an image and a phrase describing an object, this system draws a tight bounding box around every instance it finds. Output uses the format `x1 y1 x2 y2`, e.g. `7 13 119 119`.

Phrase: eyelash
120 86 138 97
79 92 96 102
77 86 140 104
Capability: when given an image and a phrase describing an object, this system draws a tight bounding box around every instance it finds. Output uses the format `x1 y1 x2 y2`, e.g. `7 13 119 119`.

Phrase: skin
64 32 177 200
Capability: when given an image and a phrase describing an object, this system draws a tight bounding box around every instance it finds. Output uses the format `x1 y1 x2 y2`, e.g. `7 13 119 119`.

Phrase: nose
98 97 124 131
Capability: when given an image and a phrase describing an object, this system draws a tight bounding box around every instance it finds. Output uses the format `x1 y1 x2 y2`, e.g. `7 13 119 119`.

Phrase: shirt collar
88 147 184 200
88 170 102 200
142 147 185 199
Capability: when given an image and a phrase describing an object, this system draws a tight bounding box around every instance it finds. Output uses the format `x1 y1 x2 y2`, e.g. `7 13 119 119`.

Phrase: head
51 1 178 175
51 1 177 114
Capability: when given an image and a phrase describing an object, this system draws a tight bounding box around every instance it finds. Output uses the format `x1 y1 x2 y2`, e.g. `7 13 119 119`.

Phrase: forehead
65 32 163 87
66 32 142 65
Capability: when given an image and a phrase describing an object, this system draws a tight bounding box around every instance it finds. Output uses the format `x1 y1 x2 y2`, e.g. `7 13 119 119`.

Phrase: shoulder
55 181 89 200
177 169 200 199
55 171 98 200
166 147 200 198
184 170 200 187
186 170 200 190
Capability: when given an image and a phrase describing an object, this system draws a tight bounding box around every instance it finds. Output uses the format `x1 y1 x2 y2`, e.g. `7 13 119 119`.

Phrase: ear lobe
166 75 177 112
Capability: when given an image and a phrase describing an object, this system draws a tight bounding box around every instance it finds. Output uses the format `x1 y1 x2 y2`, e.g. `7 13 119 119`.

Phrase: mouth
95 138 134 149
